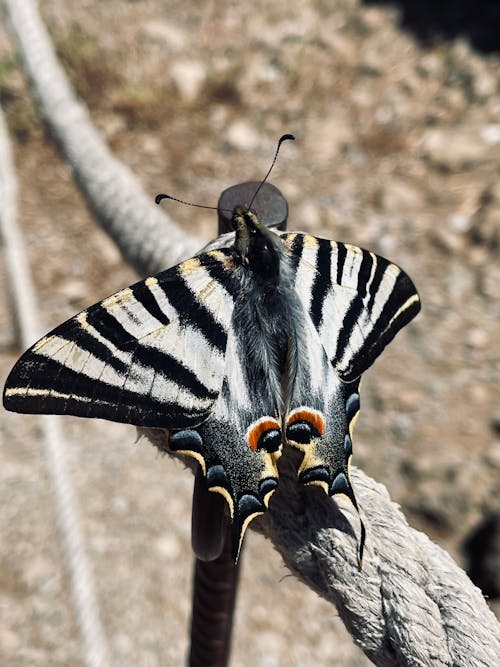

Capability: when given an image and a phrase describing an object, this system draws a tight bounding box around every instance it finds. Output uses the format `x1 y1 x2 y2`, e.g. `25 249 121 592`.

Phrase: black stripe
7 356 209 427
344 273 420 381
335 295 364 364
332 249 373 364
132 282 170 326
356 249 374 300
85 306 135 348
199 253 240 300
366 257 388 313
285 234 304 277
129 342 217 400
163 270 228 353
72 327 129 376
309 239 331 328
335 242 347 285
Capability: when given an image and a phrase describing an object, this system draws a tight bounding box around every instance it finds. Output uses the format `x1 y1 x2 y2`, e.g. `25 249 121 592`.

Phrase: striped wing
3 250 238 428
282 233 419 563
282 233 420 381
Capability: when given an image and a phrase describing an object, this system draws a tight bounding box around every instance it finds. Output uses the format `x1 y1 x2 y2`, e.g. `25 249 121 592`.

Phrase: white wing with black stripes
4 250 239 427
3 223 287 561
282 232 421 381
281 231 420 563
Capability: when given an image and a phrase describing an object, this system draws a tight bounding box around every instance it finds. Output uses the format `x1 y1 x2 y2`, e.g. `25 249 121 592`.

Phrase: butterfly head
232 206 283 280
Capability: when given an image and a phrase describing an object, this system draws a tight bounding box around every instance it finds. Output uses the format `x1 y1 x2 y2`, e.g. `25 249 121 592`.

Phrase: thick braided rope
1 0 201 277
263 455 500 665
0 105 112 667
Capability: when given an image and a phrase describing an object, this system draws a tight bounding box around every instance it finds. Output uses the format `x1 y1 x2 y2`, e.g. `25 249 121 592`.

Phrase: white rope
259 452 500 666
1 0 201 277
0 106 112 667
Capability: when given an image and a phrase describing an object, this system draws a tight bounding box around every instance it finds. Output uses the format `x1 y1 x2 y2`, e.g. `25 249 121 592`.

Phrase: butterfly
3 204 420 562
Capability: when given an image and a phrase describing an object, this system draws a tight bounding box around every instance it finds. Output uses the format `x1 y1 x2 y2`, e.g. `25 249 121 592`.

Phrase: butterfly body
4 206 420 560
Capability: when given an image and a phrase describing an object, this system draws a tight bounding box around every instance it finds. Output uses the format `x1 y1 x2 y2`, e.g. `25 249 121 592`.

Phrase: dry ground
1 1 499 665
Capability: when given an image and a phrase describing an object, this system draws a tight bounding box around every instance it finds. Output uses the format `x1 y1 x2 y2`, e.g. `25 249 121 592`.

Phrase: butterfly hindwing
285 312 360 500
3 250 239 428
167 294 284 559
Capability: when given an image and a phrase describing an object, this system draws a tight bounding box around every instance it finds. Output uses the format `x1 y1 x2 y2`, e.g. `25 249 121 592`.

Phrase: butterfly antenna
156 133 294 213
247 133 295 211
155 193 219 211
155 192 234 216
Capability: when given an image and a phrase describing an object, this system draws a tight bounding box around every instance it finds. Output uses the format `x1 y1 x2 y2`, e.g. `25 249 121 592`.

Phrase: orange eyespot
286 408 325 436
246 417 281 452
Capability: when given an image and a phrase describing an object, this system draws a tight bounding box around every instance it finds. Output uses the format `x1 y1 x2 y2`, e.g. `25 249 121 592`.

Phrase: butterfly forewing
282 232 420 381
3 250 239 428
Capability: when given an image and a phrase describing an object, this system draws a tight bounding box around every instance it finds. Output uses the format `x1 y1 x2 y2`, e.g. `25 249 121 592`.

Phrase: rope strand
0 105 112 667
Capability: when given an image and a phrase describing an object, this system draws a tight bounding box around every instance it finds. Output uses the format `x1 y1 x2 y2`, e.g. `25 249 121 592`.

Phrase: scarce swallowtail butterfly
3 140 420 562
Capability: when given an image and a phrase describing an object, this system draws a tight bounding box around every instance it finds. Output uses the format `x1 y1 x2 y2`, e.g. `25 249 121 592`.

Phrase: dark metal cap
217 181 288 233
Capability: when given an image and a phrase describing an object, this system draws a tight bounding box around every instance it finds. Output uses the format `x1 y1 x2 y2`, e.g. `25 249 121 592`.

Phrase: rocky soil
0 1 499 665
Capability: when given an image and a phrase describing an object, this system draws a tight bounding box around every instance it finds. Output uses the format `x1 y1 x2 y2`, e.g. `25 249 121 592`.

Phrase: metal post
188 181 288 667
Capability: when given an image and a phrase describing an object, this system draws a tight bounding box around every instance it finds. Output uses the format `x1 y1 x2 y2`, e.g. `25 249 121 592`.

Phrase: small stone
418 53 443 77
391 415 412 441
376 233 396 255
422 129 487 171
398 390 422 410
478 263 500 299
155 535 181 560
472 69 498 100
114 632 134 654
445 261 474 297
209 105 228 130
481 124 500 146
307 115 352 159
359 47 385 76
141 135 162 156
111 496 129 515
60 280 88 303
466 383 489 405
22 556 53 591
0 629 20 654
448 213 471 233
297 201 320 228
97 234 123 267
376 178 422 213
226 120 258 150
465 328 488 349
359 6 388 31
141 21 187 51
374 105 394 124
170 60 206 102
430 227 465 254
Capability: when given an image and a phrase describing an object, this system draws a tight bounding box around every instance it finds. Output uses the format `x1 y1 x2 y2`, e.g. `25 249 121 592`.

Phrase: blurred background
0 1 499 665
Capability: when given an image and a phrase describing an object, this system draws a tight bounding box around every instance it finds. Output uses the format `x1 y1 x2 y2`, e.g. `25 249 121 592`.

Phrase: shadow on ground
363 0 500 53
